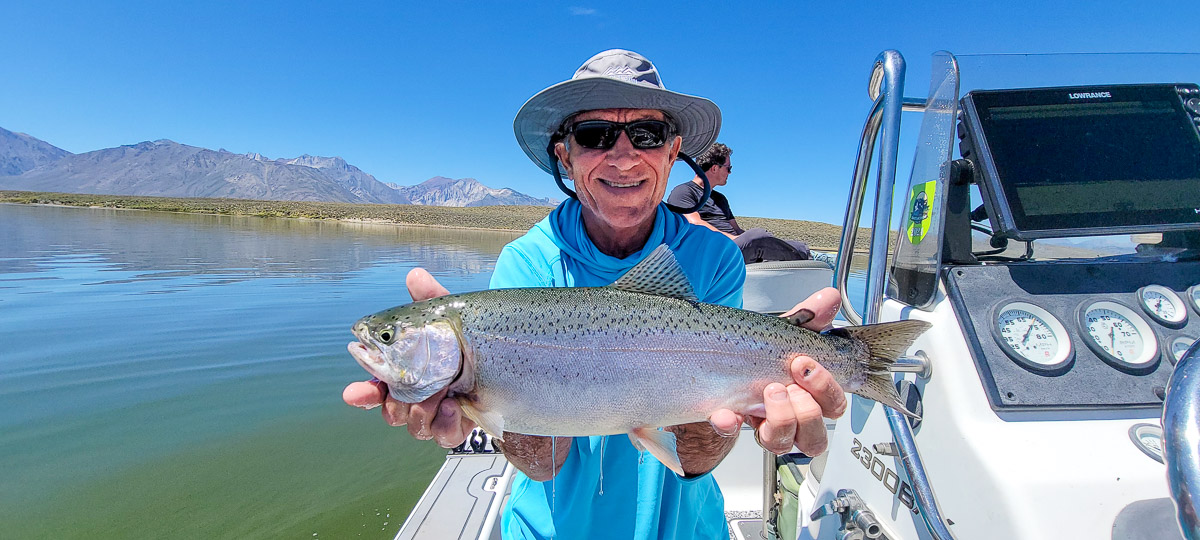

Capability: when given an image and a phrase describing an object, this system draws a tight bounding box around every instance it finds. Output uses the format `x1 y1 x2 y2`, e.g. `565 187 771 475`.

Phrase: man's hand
342 268 477 448
708 287 848 456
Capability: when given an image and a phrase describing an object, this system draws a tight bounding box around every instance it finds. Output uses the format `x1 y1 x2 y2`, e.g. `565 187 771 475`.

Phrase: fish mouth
347 341 385 376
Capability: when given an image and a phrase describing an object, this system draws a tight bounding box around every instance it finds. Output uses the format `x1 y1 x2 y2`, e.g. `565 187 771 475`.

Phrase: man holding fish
343 49 862 540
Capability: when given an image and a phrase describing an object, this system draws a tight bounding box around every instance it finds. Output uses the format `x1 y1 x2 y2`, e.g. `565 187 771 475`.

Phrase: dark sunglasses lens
571 122 619 149
626 121 669 148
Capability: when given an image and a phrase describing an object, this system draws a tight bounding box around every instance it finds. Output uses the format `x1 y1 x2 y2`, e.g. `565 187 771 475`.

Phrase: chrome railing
834 50 957 540
1164 340 1200 540
835 96 882 326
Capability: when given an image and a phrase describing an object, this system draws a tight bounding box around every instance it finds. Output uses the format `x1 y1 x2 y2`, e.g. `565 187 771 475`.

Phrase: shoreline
1 190 862 252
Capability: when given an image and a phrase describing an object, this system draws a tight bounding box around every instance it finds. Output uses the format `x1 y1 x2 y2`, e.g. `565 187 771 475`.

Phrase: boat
390 50 1200 540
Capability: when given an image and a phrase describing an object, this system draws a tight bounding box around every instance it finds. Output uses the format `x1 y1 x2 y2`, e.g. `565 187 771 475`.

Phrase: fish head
348 300 464 403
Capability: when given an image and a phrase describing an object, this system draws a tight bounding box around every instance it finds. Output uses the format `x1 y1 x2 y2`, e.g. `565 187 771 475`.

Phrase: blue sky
2 1 1197 225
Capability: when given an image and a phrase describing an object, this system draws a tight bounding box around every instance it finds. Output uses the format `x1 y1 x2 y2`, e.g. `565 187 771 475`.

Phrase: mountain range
0 127 557 207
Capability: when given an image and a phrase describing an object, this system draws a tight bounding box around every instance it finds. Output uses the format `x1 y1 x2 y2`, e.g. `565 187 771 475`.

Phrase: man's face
554 108 682 237
709 157 732 187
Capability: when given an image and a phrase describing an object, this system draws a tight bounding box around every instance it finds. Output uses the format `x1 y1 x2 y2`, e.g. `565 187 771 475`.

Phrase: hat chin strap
548 150 711 214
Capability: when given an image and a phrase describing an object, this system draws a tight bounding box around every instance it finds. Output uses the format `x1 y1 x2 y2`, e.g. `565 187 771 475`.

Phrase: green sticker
906 181 935 244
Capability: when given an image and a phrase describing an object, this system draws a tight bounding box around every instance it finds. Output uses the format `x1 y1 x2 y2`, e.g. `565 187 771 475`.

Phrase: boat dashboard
937 80 1200 416
945 258 1199 417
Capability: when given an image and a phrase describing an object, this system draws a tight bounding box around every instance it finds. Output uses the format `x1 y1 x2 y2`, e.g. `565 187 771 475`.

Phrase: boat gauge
993 302 1072 373
1171 336 1197 364
1189 285 1200 316
1138 285 1187 326
1080 301 1158 371
1128 423 1165 464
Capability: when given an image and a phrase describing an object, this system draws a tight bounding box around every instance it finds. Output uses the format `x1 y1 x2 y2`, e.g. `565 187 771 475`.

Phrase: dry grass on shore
1 190 871 251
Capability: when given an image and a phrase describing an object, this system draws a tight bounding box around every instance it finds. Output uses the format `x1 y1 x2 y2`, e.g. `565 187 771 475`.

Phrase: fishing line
550 436 557 516
598 435 606 496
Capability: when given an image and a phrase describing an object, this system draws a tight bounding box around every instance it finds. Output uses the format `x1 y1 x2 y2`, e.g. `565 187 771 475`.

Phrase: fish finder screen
970 85 1200 234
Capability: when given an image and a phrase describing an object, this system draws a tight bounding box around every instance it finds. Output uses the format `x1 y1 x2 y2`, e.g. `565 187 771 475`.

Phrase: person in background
343 49 846 540
667 142 812 262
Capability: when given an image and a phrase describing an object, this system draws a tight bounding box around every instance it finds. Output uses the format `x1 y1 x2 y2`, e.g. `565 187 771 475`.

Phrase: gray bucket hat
513 49 722 174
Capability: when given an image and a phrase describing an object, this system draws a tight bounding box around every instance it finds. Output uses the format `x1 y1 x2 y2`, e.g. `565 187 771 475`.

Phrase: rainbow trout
348 245 928 474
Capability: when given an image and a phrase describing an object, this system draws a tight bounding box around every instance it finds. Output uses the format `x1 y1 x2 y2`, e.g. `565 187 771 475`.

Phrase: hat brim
513 77 722 174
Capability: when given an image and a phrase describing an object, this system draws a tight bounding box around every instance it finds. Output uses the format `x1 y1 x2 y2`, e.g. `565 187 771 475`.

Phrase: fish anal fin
457 400 505 442
628 426 684 476
609 244 698 302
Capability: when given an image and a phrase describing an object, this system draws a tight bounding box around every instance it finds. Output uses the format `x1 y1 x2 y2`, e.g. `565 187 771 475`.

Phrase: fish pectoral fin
608 244 698 302
457 401 506 442
628 426 684 477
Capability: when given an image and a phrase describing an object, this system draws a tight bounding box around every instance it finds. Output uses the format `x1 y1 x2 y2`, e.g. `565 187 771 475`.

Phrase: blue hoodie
492 199 745 540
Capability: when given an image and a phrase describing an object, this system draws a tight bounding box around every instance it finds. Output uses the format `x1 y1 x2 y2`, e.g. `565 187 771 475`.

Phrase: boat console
942 83 1200 413
790 52 1200 540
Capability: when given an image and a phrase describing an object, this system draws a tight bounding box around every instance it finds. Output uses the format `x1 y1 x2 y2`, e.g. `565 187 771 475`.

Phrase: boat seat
742 259 834 315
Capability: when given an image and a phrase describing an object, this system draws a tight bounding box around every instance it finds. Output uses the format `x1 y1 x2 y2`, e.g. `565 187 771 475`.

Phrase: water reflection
0 204 519 289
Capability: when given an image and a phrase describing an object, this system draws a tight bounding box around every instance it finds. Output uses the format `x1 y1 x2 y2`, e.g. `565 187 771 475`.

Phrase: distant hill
0 128 554 206
279 154 410 204
391 176 558 207
1 140 406 203
0 127 71 176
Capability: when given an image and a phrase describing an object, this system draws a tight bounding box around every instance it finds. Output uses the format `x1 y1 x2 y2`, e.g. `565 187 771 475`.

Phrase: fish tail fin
628 427 684 476
856 373 921 419
840 320 931 364
841 320 931 419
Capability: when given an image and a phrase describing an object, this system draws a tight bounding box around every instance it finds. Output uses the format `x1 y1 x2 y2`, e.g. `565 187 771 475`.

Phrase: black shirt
667 181 736 234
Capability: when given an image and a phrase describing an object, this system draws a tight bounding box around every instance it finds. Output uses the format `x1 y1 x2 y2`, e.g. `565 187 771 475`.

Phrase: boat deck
395 452 511 540
393 425 821 540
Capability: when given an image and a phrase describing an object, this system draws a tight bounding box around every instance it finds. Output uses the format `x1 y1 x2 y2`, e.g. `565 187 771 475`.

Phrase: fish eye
377 327 395 344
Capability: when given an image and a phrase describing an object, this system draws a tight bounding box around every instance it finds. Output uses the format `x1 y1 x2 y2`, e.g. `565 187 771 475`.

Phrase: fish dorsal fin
609 244 697 301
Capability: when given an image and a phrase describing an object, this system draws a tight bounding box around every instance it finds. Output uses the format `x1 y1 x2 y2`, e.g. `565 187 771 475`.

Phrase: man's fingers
781 287 841 331
790 356 847 419
406 397 440 440
405 388 450 440
787 384 829 456
382 394 410 427
756 383 798 454
708 408 743 436
343 380 387 409
431 399 475 448
406 268 450 302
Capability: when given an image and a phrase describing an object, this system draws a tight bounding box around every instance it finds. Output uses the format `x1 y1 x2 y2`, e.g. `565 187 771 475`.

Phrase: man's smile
599 178 645 188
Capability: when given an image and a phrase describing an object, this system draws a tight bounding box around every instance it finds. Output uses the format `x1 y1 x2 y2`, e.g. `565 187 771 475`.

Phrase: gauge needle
1021 323 1035 345
1109 326 1116 349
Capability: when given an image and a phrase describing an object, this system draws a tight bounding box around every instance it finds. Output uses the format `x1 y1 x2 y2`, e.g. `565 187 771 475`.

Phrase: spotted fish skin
348 245 928 475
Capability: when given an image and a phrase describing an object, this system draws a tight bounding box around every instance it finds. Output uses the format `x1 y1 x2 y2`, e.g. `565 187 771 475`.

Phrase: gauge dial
1190 285 1200 316
1129 424 1165 463
994 302 1071 372
1171 336 1198 364
1081 301 1158 370
1138 285 1187 326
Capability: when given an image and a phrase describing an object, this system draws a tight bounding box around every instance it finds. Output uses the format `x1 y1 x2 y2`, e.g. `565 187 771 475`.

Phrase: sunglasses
567 120 676 150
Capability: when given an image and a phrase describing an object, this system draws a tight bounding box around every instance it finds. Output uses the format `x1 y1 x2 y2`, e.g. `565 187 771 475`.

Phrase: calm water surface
0 203 866 539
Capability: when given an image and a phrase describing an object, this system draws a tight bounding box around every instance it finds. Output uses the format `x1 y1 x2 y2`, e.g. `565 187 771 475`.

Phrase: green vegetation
1 190 875 251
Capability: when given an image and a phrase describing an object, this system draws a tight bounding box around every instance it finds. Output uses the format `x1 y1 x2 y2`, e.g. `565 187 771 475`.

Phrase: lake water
0 203 866 539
